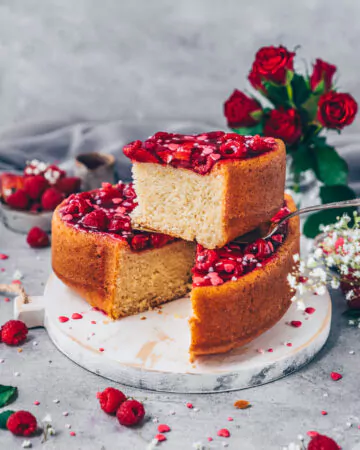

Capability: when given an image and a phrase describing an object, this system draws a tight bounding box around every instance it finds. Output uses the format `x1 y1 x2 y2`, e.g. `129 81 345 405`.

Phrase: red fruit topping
58 316 69 323
41 187 64 211
219 139 247 158
195 249 218 272
71 313 83 320
158 424 171 433
0 173 24 201
330 372 342 381
271 206 291 223
62 197 92 216
155 434 167 442
0 253 8 260
116 399 145 426
290 320 302 328
131 234 149 251
123 140 159 163
217 428 230 438
7 411 37 437
245 238 272 261
249 135 276 152
150 233 172 248
56 177 81 195
82 210 109 231
6 189 29 210
0 320 28 345
23 175 48 200
108 216 131 233
26 227 50 248
122 184 137 200
97 387 127 414
307 434 340 450
305 307 316 314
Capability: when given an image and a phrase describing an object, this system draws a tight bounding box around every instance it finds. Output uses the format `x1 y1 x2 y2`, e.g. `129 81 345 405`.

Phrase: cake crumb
234 400 250 409
140 316 147 320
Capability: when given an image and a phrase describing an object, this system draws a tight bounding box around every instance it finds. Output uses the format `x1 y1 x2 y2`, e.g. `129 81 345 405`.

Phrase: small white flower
42 414 52 423
340 264 349 275
48 427 56 436
314 247 323 259
349 320 355 325
310 267 327 282
345 290 355 301
296 300 306 311
146 438 159 450
192 442 204 450
293 253 300 262
315 285 326 296
287 274 297 289
331 278 340 289
298 261 306 273
22 441 32 449
306 256 317 268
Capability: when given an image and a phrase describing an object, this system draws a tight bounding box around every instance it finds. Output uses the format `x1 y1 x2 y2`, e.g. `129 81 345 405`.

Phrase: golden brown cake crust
216 138 286 246
189 193 300 359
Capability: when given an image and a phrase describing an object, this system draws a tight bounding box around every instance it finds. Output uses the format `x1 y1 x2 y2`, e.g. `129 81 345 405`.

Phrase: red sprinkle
4 297 10 302
227 417 233 421
267 348 273 353
99 348 105 352
298 276 308 283
290 320 302 328
330 371 342 381
217 428 230 438
0 268 5 272
91 320 97 324
207 437 213 442
305 307 316 315
12 280 21 285
71 313 83 320
158 424 171 433
186 402 193 409
0 254 9 260
70 431 76 437
286 343 293 347
58 316 69 323
155 434 167 442
321 410 328 415
34 401 40 406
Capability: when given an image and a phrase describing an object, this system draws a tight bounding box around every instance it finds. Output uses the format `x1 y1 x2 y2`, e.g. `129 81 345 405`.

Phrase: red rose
248 68 266 92
264 108 302 145
317 91 357 129
250 45 295 85
224 90 262 127
310 58 336 92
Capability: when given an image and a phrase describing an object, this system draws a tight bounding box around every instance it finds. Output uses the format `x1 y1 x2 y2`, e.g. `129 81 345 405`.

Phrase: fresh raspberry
23 175 48 200
41 187 64 211
29 202 42 212
81 210 109 231
116 399 145 426
26 227 50 248
1 320 28 345
6 189 29 210
97 387 127 414
307 434 340 450
7 411 37 436
56 177 81 195
0 173 25 201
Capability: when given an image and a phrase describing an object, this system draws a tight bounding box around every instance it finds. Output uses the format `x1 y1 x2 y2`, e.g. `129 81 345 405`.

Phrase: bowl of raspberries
0 160 81 233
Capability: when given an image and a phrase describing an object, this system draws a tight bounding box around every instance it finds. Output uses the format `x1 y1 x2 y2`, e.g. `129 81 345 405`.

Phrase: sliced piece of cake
52 182 195 318
189 193 299 360
124 131 286 249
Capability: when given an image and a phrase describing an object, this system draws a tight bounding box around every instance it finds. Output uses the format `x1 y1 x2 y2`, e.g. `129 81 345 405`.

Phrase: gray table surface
0 223 360 450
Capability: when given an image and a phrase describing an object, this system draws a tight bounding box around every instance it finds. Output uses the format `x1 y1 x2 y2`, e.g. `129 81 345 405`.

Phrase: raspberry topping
123 132 277 175
0 320 28 345
97 387 127 414
6 411 37 437
59 182 175 252
192 203 290 287
116 399 145 426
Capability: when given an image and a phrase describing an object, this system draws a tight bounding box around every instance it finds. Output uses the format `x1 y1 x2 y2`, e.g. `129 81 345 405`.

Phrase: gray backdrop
0 0 359 132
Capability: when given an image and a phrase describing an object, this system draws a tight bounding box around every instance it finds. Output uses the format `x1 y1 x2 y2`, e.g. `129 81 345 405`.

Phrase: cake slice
124 131 286 249
189 193 299 360
52 182 195 318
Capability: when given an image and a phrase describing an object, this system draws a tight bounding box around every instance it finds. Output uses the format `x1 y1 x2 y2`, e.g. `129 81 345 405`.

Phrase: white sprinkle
257 348 265 354
33 341 38 347
65 424 71 429
297 435 304 441
53 399 60 404
222 443 229 448
323 392 328 397
22 441 32 448
168 410 176 415
0 359 4 363
193 407 199 412
152 417 159 423
146 439 159 450
349 350 355 355
14 372 20 377
62 411 69 417
12 269 24 280
346 422 352 428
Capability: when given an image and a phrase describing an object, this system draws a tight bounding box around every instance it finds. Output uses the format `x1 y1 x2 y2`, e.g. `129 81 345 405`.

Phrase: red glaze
123 131 277 175
192 203 290 287
58 182 175 252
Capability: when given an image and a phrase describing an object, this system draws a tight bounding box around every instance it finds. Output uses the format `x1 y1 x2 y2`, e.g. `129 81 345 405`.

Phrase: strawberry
23 175 48 200
26 227 50 248
41 188 64 211
56 177 81 195
6 189 29 210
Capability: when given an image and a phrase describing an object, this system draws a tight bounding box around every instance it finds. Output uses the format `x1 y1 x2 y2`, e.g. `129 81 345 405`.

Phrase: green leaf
285 69 294 85
232 122 263 135
263 82 290 108
303 185 356 238
313 144 348 185
302 94 321 122
291 74 311 107
291 144 315 173
0 385 17 408
249 110 263 121
313 79 325 95
0 410 15 429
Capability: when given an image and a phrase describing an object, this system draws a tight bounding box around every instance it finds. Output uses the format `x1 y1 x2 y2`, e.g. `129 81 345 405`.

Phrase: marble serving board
14 273 332 393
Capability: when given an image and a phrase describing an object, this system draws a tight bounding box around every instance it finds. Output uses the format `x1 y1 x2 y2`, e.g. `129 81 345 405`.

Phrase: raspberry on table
307 434 340 450
1 320 28 345
97 387 127 415
26 227 50 248
6 411 37 436
116 399 145 426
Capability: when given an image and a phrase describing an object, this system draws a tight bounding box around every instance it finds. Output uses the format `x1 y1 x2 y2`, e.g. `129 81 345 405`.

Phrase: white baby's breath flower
331 278 340 289
293 253 300 262
298 261 306 273
310 267 327 283
315 285 327 296
345 290 355 301
314 247 323 259
296 300 306 311
297 283 305 295
340 264 349 276
290 295 297 303
306 256 317 268
287 274 297 289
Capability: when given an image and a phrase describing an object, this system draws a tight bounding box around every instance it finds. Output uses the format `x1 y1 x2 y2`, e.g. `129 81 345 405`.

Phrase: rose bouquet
223 45 358 238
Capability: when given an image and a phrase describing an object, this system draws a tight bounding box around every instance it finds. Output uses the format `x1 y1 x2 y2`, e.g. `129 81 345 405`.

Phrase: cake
52 182 196 319
189 193 300 360
123 131 286 249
